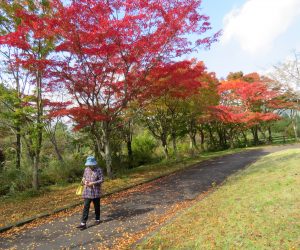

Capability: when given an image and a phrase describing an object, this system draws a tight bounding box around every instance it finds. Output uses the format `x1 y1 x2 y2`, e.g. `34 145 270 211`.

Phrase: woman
76 156 104 230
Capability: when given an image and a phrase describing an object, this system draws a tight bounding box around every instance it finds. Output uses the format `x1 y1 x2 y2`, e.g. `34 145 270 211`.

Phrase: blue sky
189 0 300 79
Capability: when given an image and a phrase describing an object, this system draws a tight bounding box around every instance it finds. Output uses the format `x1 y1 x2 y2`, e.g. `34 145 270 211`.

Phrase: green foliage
132 131 158 167
0 150 86 196
227 71 243 80
0 165 32 196
40 155 85 185
272 115 300 137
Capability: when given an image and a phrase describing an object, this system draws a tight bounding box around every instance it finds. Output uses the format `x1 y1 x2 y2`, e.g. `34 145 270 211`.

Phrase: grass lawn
137 149 300 250
0 147 248 228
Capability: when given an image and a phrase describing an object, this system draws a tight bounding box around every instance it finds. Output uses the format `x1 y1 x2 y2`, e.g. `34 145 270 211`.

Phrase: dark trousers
81 198 100 223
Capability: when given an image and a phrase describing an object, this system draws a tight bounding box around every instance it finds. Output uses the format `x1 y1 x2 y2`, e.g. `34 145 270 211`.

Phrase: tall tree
0 0 55 189
0 2 30 169
49 0 219 177
182 69 219 151
139 60 207 158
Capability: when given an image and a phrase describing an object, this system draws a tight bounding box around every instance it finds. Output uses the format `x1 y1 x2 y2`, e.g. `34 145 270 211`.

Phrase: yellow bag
76 185 83 195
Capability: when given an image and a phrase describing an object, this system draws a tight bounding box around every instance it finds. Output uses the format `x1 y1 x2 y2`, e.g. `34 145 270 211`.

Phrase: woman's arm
90 168 104 185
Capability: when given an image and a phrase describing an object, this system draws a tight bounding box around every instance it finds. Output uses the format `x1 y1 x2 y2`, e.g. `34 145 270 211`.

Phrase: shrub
40 154 85 185
132 131 158 167
0 164 32 196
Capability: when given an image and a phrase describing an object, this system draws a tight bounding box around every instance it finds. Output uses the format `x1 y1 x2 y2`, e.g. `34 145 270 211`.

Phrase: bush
132 131 158 167
0 164 32 196
40 154 85 185
0 154 87 196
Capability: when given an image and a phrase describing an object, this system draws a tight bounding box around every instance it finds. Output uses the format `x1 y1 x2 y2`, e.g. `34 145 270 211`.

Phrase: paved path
0 144 299 249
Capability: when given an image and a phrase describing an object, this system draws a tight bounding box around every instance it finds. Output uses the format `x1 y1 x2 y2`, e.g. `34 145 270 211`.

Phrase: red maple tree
136 60 208 157
216 77 282 146
48 0 219 176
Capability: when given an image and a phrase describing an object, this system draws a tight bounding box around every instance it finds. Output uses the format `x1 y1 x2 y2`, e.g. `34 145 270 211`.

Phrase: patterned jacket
82 167 104 199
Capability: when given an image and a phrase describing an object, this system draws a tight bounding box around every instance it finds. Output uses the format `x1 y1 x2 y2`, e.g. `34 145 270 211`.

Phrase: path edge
0 143 298 234
1 144 281 234
0 154 230 234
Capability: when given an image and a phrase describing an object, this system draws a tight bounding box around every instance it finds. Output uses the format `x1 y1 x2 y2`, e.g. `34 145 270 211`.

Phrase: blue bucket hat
85 156 98 166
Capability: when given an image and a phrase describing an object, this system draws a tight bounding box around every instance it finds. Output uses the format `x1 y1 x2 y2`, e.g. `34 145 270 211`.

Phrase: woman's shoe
76 223 87 230
94 220 101 225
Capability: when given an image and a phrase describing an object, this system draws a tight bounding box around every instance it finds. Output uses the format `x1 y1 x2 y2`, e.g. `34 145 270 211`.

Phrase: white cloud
221 0 300 54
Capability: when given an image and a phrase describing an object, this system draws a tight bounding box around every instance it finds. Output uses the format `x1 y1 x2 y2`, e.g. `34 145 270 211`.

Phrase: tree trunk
52 138 64 162
223 128 228 146
0 148 5 166
127 139 133 168
103 124 113 178
161 136 169 159
258 127 267 142
94 141 100 162
199 129 205 151
94 134 105 159
290 109 298 140
293 122 298 140
33 71 43 190
268 126 272 143
189 133 197 150
251 126 259 145
16 126 21 169
16 70 21 169
208 126 216 148
104 140 113 178
228 129 234 149
242 131 248 146
23 133 40 189
188 119 197 151
125 121 133 168
171 133 177 157
47 131 64 163
46 122 64 163
217 128 226 149
32 155 39 190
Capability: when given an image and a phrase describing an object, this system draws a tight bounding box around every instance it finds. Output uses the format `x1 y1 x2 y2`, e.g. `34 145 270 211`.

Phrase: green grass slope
138 149 300 250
